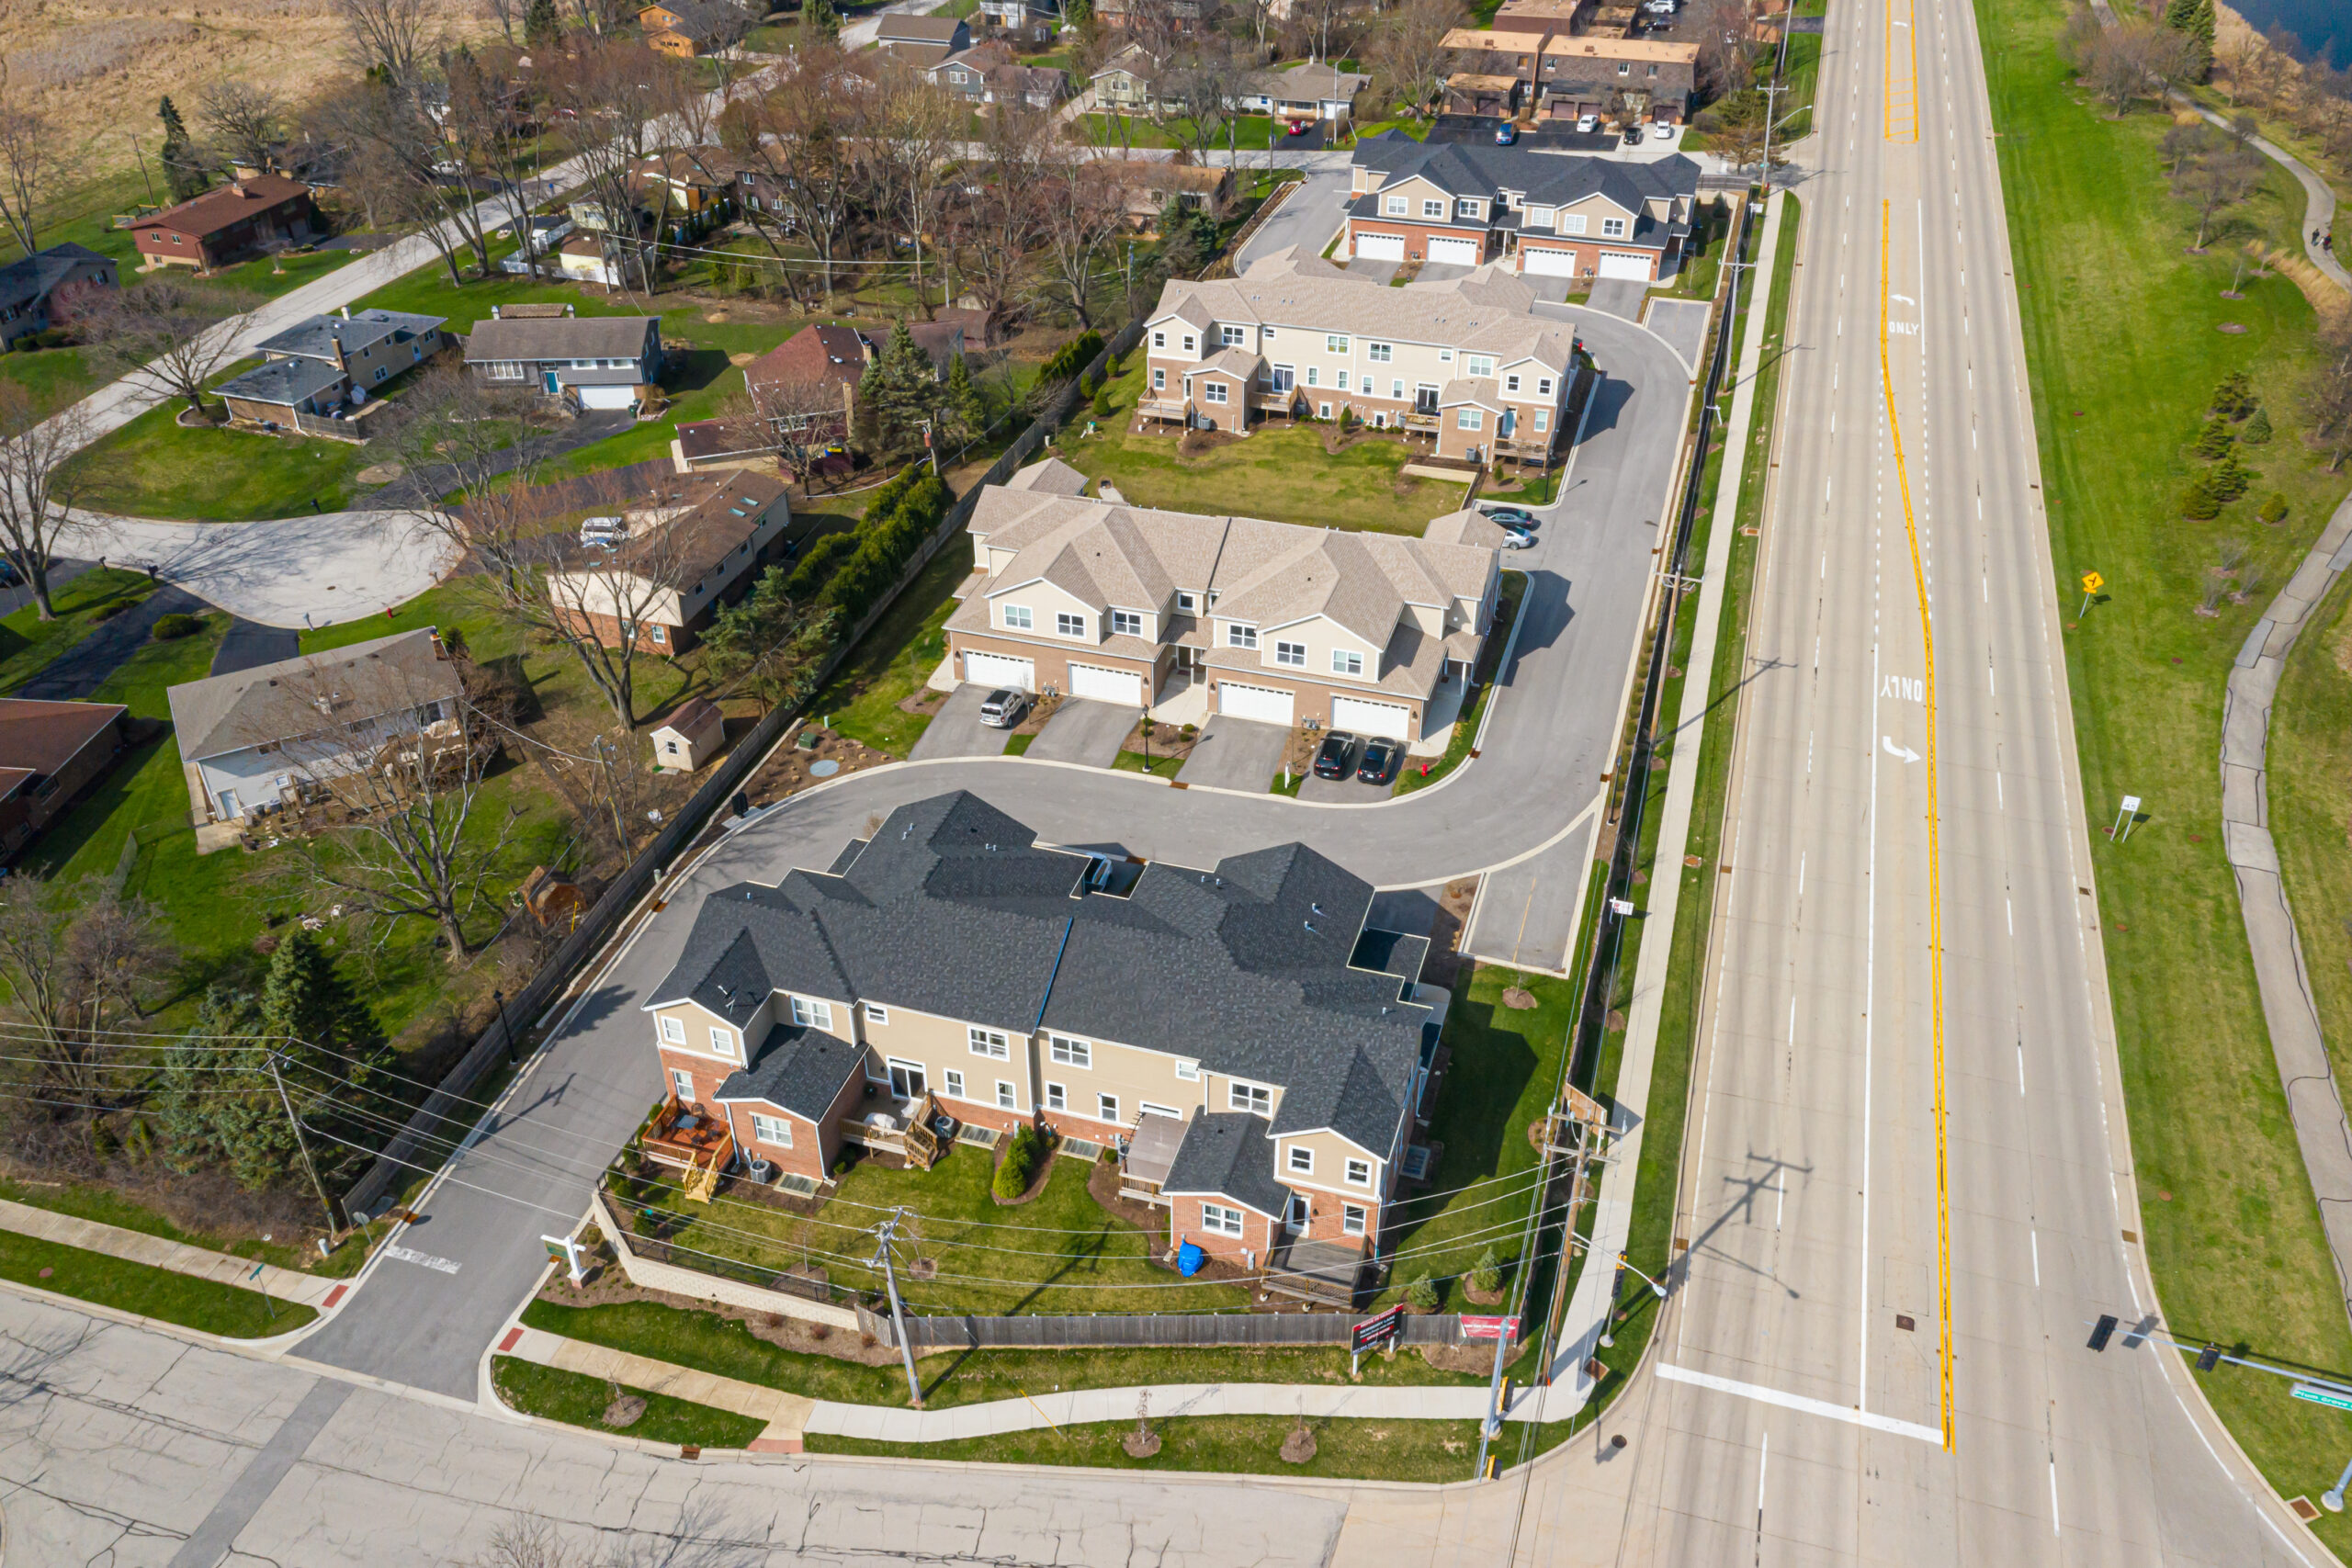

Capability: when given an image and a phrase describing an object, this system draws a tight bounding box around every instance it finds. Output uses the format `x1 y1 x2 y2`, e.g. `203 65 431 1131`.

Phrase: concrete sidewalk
504 1324 814 1451
0 1197 346 1309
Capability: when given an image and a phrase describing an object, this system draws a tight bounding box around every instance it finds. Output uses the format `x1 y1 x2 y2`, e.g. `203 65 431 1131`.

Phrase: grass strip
490 1356 765 1449
0 1229 315 1338
1396 570 1529 795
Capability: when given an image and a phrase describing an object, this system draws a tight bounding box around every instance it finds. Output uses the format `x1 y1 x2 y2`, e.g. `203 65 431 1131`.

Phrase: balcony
1401 412 1442 432
838 1091 946 1169
1249 387 1300 413
1261 1236 1376 1308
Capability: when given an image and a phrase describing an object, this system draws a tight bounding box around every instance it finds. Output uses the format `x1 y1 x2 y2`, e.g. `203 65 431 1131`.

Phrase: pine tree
2163 0 2198 28
2194 415 2235 458
2212 370 2255 419
2242 405 2273 444
158 96 208 203
2210 449 2252 502
2182 472 2222 519
262 929 388 1066
861 321 945 457
525 0 561 46
808 0 842 42
944 352 987 444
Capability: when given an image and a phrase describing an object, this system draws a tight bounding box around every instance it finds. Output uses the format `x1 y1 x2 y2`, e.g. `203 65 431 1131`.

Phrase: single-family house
218 306 447 427
928 41 1070 107
128 175 320 272
977 0 1060 43
1103 160 1235 229
1089 43 1168 111
1347 133 1701 281
546 473 795 654
0 243 117 349
875 12 970 66
165 629 465 827
462 306 663 412
1537 36 1702 125
643 790 1442 1292
1238 62 1369 124
1139 248 1582 468
944 473 1501 741
741 320 965 451
631 149 741 225
639 0 749 56
1488 0 1593 34
0 700 130 858
1095 0 1214 34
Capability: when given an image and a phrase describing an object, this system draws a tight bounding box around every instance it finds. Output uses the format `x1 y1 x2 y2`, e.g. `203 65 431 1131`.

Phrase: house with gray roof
219 305 447 427
943 478 1498 745
461 305 663 412
164 627 465 829
0 243 115 349
642 792 1442 1280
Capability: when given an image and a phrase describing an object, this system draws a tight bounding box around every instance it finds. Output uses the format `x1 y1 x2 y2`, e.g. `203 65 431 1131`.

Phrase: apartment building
1139 248 1579 467
943 473 1499 739
1348 133 1700 282
642 792 1441 1265
1537 36 1701 125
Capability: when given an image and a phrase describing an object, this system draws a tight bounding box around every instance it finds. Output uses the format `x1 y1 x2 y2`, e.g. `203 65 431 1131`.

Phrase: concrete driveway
1296 771 1395 804
908 682 1015 761
1339 259 1397 285
73 508 457 629
1415 263 1473 285
1235 168 1352 272
1585 277 1649 321
1024 698 1134 767
1174 715 1291 792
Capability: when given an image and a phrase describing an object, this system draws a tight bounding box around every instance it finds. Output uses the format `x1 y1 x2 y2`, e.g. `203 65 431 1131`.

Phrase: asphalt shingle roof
463 314 658 365
1351 135 1700 239
217 355 346 410
647 792 1432 1155
711 1024 865 1122
0 243 109 315
254 308 444 364
1164 1112 1293 1217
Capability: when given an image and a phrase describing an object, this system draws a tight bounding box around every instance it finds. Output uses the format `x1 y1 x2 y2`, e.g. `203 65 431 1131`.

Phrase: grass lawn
70 365 379 521
620 1134 1255 1316
1984 0 2352 1544
0 1228 315 1337
0 1176 385 1277
1112 749 1182 778
521 1296 1494 1412
0 347 107 415
810 533 965 757
491 1356 766 1449
1062 361 1461 535
808 1412 1567 1480
0 569 159 694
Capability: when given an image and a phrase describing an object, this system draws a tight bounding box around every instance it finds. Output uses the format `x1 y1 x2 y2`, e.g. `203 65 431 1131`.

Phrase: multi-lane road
1605 0 2323 1562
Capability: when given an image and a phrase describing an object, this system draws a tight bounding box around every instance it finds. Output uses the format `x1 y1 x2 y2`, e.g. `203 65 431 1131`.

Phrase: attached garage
1069 662 1144 705
1352 231 1406 262
1217 682 1295 726
964 650 1035 691
575 384 641 412
1426 236 1482 266
1597 251 1653 281
1331 695 1414 739
1521 246 1579 277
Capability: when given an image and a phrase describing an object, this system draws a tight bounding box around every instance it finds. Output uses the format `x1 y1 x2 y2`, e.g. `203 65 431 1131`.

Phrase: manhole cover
808 759 841 777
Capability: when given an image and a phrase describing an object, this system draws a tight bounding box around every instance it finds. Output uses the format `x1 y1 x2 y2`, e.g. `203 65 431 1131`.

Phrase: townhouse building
1347 132 1700 282
1537 36 1701 125
1139 248 1580 468
944 473 1500 739
642 792 1442 1269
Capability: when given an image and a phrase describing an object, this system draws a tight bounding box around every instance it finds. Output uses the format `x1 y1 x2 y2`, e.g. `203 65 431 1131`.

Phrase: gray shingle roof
711 1024 864 1122
463 314 658 365
1163 1111 1291 1217
165 627 461 762
217 355 346 411
0 243 110 314
647 792 1431 1155
254 308 445 365
1351 136 1700 244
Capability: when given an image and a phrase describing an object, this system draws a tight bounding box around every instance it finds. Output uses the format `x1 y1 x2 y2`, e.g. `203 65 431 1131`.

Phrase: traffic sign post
2294 1382 2352 1414
2079 570 2104 618
2111 794 2141 844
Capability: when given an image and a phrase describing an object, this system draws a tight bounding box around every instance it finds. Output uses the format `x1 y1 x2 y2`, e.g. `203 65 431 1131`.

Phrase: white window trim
751 1112 795 1147
1227 624 1259 649
659 1014 685 1044
1200 1202 1245 1236
1228 1079 1272 1115
1344 1158 1373 1187
1287 1145 1314 1174
1046 1081 1068 1111
1098 1092 1121 1122
1141 1100 1182 1118
790 996 832 1031
1384 195 1406 214
1050 1035 1092 1068
969 1026 1011 1059
865 1002 889 1025
996 1079 1018 1110
1342 1203 1367 1236
1056 612 1086 637
1332 649 1364 677
1003 604 1034 629
1111 609 1144 636
1175 1059 1200 1080
944 1068 966 1098
708 1026 736 1058
670 1066 695 1100
1275 641 1306 668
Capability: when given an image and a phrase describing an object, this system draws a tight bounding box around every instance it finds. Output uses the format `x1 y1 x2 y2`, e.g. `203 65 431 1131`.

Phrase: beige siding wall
651 997 774 1078
864 1000 1030 1112
987 577 1100 641
1035 1033 1205 1134
1221 613 1385 689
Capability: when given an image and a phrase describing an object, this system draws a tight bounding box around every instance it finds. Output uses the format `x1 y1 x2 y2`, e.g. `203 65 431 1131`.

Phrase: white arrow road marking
1883 736 1921 763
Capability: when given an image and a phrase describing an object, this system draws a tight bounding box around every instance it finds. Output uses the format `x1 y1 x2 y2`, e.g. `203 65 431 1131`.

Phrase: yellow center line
1880 198 1955 1454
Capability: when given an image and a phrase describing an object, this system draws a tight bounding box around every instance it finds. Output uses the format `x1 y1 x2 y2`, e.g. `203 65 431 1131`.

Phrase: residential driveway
211 619 301 675
1415 263 1472 285
1644 298 1713 375
1173 715 1291 792
71 509 456 629
16 584 206 700
0 558 92 619
1585 278 1648 321
908 682 1014 761
1025 698 1134 767
1236 168 1353 272
1340 259 1397 285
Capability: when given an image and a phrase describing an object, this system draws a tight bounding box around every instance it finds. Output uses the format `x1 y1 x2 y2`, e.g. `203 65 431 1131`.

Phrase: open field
1984 0 2352 1541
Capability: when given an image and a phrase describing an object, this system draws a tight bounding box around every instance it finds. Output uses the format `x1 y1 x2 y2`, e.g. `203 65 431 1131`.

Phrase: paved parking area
1416 263 1473 284
1644 297 1713 373
1024 698 1133 767
1296 771 1395 804
1340 259 1397 285
1236 169 1352 273
908 682 1013 761
1173 715 1290 792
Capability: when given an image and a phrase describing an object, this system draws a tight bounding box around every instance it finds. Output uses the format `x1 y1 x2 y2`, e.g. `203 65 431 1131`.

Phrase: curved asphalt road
290 307 1696 1399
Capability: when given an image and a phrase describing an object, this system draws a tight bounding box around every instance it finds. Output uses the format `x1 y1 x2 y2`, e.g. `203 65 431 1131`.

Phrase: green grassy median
0 1230 314 1338
490 1356 765 1449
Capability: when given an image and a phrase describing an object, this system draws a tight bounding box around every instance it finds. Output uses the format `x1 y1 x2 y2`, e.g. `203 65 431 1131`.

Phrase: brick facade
1347 221 1493 265
947 631 1170 701
555 603 704 657
1169 1192 1282 1262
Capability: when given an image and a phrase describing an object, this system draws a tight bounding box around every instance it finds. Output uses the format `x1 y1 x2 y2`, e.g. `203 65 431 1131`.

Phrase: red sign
1460 1314 1521 1341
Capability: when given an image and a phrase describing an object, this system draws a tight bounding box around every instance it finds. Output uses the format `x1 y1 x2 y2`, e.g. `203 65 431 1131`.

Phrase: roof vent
1304 920 1317 935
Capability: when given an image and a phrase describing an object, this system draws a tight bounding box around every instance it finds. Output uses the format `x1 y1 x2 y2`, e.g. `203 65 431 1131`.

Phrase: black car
1482 505 1538 528
1312 730 1363 779
1356 737 1401 785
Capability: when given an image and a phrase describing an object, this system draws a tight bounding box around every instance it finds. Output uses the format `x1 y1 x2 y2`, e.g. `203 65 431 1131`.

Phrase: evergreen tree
2242 405 2273 444
158 96 208 203
525 0 561 47
860 321 946 457
2182 472 2222 519
944 352 987 444
1065 0 1092 26
2163 0 2198 28
2213 369 2255 419
2194 415 2235 458
2210 448 2252 502
808 0 842 42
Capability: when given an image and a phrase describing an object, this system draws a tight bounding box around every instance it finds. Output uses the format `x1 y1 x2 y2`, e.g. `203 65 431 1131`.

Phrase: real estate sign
1461 1314 1521 1342
1352 1305 1406 1354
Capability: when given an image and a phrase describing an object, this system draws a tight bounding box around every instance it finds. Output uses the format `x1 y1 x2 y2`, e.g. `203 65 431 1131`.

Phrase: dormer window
1602 217 1627 238
1176 591 1198 612
1229 1080 1272 1116
1057 612 1085 637
1421 197 1445 219
790 996 832 1030
1111 609 1143 636
1227 624 1259 649
1221 324 1246 346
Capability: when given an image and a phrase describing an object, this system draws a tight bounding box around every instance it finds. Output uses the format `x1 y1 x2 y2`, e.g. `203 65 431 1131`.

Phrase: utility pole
266 1051 338 1235
874 1208 925 1408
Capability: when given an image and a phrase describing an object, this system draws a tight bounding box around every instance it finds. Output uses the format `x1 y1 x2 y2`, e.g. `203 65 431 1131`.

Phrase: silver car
978 688 1031 728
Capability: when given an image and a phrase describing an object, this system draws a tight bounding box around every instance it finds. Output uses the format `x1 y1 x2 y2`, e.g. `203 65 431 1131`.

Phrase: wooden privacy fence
876 1309 1497 1352
342 320 1146 1222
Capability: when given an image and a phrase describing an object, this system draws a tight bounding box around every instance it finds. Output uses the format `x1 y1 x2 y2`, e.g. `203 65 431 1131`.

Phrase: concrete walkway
0 1196 347 1309
2176 98 2349 296
503 1325 814 1450
1546 188 1786 1410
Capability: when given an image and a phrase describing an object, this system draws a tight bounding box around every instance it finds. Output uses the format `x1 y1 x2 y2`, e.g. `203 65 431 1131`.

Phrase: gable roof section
744 322 868 392
0 243 110 314
255 309 445 365
129 175 310 242
463 314 657 365
219 355 346 410
711 1024 865 1122
0 699 125 781
165 627 461 763
1352 137 1699 215
880 12 966 39
1163 1112 1290 1217
1148 254 1576 369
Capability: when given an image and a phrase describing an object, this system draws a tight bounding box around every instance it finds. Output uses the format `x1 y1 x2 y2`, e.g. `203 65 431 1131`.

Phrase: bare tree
2181 143 2264 247
334 0 441 89
1161 41 1252 164
2160 118 2216 175
444 48 554 275
2086 22 2161 117
69 281 259 421
0 386 98 621
2305 315 2352 472
725 371 851 484
1365 0 1464 124
1689 0 1756 99
198 80 288 175
543 39 688 299
0 82 62 259
752 54 872 310
0 874 175 1117
946 105 1051 316
1032 137 1128 326
873 64 965 317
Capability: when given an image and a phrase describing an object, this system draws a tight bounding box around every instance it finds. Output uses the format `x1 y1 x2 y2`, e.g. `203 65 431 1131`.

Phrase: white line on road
2030 1227 2041 1285
2050 1457 2062 1536
1658 1364 1944 1444
385 1245 462 1275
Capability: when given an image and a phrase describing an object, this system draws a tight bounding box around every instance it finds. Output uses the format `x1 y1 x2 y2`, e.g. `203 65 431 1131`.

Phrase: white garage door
964 651 1035 692
1331 695 1413 739
1353 231 1405 262
1521 246 1578 277
1069 663 1143 705
1218 682 1295 726
1598 251 1652 280
1427 236 1481 265
575 384 639 411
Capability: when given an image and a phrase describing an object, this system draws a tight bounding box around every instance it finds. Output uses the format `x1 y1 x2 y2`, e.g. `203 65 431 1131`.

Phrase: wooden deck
1261 1236 1374 1309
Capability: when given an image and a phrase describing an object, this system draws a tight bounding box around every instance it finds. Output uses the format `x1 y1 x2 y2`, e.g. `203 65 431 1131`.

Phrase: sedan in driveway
1356 737 1402 785
1481 505 1538 527
978 688 1031 728
1312 730 1363 779
1499 528 1537 550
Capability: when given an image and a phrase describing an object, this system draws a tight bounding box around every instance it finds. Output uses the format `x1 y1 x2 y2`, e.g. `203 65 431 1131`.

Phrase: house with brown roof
741 320 967 456
1537 35 1702 124
639 0 750 56
1102 160 1235 230
546 473 797 654
875 12 970 67
128 175 320 273
0 700 130 858
944 472 1500 742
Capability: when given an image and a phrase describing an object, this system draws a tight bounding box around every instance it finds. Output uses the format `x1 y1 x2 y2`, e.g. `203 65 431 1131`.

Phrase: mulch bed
738 723 893 812
1086 1156 1171 1235
1419 1340 1504 1375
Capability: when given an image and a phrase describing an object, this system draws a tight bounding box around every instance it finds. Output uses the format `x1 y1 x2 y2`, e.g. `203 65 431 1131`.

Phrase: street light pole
494 987 515 1066
874 1209 925 1408
2326 1455 2352 1512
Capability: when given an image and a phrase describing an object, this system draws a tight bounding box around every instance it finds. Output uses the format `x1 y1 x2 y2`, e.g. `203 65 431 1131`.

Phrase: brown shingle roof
745 323 870 393
0 699 125 780
129 175 310 243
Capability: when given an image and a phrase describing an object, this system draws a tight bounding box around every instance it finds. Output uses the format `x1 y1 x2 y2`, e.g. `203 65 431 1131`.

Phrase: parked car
1356 737 1401 785
1499 528 1537 550
0 561 19 588
578 515 628 548
1481 505 1538 527
1651 123 1678 142
1622 125 1643 145
1312 730 1363 779
1286 118 1315 136
1494 122 1518 145
1577 113 1600 133
978 688 1031 728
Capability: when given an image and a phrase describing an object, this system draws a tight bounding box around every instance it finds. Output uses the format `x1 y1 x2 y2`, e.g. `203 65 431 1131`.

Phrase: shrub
993 1124 1044 1200
1038 330 1105 385
1469 1246 1502 1296
784 531 857 599
2210 450 2251 502
1091 388 1114 418
2242 406 2273 444
1406 1275 1440 1312
2181 472 2222 519
2259 491 2289 524
2193 415 2234 459
150 613 202 641
2212 370 2256 420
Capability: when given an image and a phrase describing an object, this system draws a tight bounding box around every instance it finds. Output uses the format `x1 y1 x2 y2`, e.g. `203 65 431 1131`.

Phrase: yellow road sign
2081 571 2104 595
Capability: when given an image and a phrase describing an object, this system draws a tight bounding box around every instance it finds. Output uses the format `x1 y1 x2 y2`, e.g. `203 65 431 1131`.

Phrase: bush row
1036 330 1105 387
814 468 952 624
